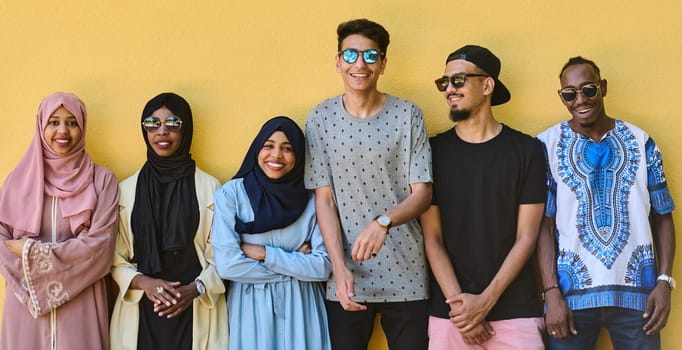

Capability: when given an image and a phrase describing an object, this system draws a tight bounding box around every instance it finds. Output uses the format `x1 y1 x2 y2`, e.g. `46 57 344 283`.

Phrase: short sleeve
539 139 557 218
408 105 432 184
304 110 331 190
519 138 548 205
645 137 675 214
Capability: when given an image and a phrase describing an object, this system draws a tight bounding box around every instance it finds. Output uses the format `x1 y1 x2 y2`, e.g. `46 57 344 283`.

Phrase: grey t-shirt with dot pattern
304 94 432 302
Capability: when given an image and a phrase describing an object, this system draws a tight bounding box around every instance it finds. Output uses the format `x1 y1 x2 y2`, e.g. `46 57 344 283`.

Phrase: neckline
455 123 504 144
339 93 387 120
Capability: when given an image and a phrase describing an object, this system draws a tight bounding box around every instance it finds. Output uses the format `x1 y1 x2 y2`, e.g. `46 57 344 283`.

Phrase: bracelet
541 284 559 301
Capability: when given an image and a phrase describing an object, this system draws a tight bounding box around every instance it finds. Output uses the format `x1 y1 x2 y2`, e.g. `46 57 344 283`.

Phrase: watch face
658 275 676 290
196 282 206 295
378 215 391 227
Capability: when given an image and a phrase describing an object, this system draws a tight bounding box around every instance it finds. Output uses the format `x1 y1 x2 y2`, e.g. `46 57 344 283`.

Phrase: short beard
449 109 471 122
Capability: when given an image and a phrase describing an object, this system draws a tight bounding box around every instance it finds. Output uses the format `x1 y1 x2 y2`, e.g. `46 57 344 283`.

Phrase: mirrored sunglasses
558 83 600 102
338 48 384 64
142 115 183 133
434 73 490 92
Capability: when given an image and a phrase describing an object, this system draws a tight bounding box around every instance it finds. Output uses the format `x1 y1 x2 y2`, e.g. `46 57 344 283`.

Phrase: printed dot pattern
304 95 432 302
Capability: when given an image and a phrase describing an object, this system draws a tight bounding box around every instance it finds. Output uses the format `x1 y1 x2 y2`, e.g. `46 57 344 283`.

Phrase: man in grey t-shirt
304 18 432 350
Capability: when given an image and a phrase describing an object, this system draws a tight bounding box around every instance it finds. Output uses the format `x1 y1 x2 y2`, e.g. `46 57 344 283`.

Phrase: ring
551 331 556 336
155 286 164 294
371 253 377 257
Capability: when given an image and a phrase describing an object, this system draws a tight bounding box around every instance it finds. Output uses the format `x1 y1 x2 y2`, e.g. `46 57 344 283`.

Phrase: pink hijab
0 92 96 236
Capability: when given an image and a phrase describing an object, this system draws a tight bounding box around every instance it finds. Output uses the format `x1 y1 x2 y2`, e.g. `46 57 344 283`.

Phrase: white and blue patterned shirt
538 120 675 311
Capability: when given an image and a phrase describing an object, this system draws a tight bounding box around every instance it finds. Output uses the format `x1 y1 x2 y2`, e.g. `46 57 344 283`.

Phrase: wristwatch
195 280 206 296
375 215 392 231
657 274 676 290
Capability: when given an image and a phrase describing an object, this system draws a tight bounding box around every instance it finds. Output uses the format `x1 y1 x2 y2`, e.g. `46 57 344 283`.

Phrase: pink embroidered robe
0 166 118 350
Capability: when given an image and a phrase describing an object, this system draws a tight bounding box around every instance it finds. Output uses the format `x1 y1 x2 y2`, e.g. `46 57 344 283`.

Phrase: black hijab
233 116 308 234
131 92 199 275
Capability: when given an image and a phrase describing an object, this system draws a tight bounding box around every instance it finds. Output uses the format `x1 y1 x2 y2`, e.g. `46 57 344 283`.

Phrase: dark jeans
325 299 429 350
547 307 661 350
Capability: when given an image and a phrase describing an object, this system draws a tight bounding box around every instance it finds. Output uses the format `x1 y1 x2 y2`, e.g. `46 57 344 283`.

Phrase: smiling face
145 106 183 157
442 59 492 121
559 63 608 131
257 131 295 180
336 34 386 93
43 106 82 155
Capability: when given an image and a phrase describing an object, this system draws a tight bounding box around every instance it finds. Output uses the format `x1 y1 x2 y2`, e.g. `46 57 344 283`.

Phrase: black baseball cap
446 45 511 106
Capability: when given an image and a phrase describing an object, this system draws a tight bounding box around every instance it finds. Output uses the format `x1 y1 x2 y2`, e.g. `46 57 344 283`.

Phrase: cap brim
491 79 511 106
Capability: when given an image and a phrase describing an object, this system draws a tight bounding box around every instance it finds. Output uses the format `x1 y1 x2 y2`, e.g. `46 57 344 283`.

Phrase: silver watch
195 280 206 296
657 274 676 290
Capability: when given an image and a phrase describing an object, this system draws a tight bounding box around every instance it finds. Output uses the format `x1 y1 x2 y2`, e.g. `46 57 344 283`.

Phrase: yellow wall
1 1 680 348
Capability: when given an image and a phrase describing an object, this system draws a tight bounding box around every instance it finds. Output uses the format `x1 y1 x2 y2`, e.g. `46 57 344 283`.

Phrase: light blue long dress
212 178 332 350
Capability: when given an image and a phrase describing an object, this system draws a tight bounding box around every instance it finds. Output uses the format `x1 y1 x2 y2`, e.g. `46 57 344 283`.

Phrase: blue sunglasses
338 48 384 64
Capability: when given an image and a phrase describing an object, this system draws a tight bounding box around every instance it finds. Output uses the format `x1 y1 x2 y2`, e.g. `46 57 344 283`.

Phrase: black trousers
325 299 429 350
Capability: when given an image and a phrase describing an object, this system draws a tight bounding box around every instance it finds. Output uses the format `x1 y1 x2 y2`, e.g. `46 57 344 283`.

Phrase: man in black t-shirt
421 45 546 349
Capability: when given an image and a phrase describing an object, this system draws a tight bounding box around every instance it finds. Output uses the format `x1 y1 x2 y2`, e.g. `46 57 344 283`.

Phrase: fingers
159 299 190 318
642 287 671 335
445 293 464 305
151 286 176 306
351 239 379 262
335 274 367 311
449 314 471 331
336 290 366 311
297 241 312 254
351 223 387 262
154 301 172 313
547 321 569 339
643 304 669 335
567 310 578 336
148 280 182 306
156 284 194 318
341 298 367 311
547 312 577 339
162 281 182 298
459 322 475 333
483 321 495 336
461 322 493 345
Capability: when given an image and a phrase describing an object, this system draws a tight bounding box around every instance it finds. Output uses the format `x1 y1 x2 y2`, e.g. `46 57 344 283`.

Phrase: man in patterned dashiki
537 56 676 350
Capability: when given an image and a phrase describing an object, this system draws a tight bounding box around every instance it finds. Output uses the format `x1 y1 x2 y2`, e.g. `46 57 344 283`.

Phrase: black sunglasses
558 83 601 102
142 115 183 133
434 73 490 92
338 48 384 64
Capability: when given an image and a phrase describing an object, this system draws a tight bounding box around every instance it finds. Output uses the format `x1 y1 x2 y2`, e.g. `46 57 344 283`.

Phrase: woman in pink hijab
0 92 119 350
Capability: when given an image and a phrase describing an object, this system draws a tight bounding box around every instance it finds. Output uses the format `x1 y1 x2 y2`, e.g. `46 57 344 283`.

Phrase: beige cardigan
110 167 228 350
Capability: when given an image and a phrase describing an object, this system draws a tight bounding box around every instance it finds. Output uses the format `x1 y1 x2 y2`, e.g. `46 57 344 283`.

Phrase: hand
132 275 181 308
544 289 578 339
334 265 367 311
297 241 312 254
156 283 198 318
447 293 494 332
4 237 29 257
460 321 495 345
240 243 266 261
642 282 672 335
351 220 387 262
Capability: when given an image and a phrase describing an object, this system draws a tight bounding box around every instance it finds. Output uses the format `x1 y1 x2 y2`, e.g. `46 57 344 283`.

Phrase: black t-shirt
429 125 546 321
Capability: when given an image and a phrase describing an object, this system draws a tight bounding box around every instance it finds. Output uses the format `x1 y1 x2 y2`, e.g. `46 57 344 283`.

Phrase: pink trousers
428 316 545 350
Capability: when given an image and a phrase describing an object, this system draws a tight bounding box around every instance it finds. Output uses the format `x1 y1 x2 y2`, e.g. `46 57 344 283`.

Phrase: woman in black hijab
212 116 332 350
110 93 227 349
